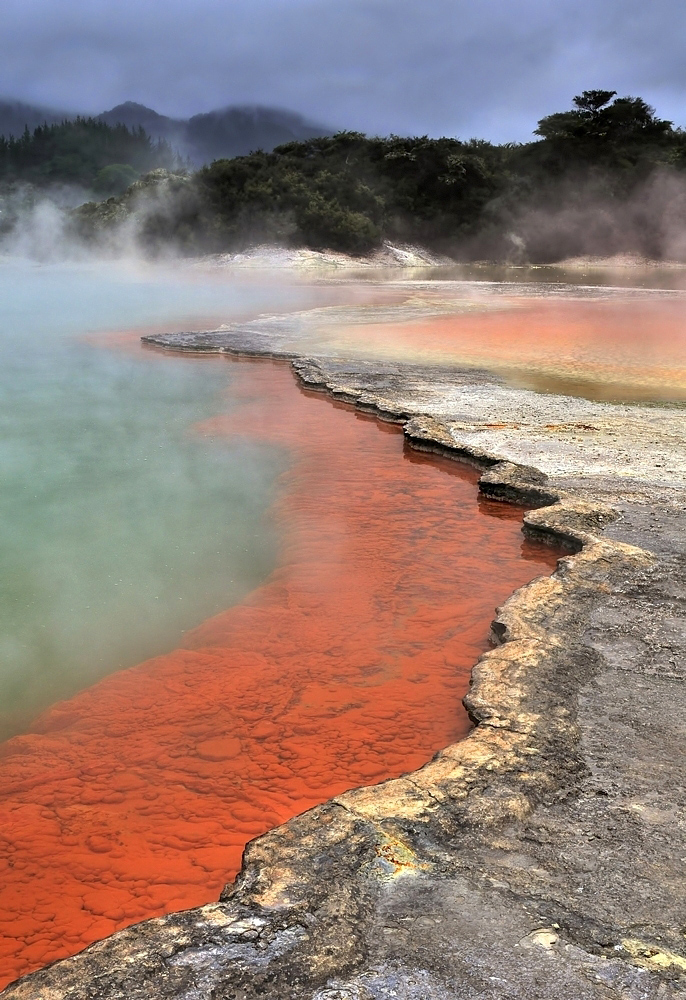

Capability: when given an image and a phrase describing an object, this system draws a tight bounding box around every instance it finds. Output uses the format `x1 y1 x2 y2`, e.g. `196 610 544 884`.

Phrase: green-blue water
0 259 317 739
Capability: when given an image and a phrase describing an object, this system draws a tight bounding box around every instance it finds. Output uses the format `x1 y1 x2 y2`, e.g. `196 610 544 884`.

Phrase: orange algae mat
334 297 686 399
0 359 558 987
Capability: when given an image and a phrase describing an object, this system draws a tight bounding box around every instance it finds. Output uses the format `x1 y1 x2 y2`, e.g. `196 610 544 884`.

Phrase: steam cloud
0 173 195 263
470 168 686 264
5 166 686 266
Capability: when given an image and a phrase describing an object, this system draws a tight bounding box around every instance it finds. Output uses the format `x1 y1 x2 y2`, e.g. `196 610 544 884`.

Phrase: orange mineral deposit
0 358 558 987
331 295 686 401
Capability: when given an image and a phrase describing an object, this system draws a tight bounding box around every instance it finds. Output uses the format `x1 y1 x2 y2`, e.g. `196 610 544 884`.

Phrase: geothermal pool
6 259 684 987
0 260 564 986
331 292 686 402
0 355 559 984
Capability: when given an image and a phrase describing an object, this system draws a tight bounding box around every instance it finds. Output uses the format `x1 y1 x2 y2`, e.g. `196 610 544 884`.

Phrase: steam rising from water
1 228 684 738
0 177 189 262
0 186 86 262
0 259 339 738
471 168 686 265
8 166 686 266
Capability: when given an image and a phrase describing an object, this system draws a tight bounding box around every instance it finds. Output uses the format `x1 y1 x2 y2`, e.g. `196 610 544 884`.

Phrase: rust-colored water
0 359 558 988
331 296 686 401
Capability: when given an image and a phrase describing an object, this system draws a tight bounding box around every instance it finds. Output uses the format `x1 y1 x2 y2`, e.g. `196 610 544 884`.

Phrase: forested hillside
0 118 180 193
0 99 332 167
69 91 686 260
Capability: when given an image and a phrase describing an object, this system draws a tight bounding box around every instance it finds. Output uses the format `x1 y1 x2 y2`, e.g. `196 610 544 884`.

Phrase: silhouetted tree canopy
534 90 674 165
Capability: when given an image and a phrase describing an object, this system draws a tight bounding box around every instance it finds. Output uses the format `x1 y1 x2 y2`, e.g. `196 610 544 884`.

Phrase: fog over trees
7 91 686 262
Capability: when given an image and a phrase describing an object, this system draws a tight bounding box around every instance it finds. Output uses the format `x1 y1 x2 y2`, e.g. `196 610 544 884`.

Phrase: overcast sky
1 0 685 141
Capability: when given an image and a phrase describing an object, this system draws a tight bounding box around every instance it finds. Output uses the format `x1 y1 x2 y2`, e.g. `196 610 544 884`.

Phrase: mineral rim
4 304 686 1000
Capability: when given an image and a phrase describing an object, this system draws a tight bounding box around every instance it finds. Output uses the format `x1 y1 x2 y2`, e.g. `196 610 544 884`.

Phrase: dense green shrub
187 131 505 254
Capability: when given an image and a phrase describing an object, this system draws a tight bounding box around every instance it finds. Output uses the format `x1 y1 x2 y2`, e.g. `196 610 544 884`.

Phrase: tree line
0 118 180 194
66 91 686 260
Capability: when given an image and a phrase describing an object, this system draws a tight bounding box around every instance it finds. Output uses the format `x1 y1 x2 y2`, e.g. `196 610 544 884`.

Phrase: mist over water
3 252 683 744
4 249 676 986
0 260 325 739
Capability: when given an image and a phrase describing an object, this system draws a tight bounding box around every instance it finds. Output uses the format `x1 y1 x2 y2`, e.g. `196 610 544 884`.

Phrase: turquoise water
0 260 318 739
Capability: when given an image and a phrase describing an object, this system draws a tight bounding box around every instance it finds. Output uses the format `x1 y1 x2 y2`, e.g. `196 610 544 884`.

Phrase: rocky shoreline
4 317 685 999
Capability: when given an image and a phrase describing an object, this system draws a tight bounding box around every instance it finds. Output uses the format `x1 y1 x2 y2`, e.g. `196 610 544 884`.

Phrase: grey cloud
0 0 684 141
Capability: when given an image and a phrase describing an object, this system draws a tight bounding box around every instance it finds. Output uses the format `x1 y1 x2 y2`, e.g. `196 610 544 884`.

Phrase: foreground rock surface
5 323 685 999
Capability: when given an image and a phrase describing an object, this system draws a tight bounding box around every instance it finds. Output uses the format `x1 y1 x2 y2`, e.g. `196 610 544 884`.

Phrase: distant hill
100 102 332 164
0 98 333 165
96 102 184 144
183 106 332 164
